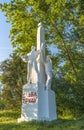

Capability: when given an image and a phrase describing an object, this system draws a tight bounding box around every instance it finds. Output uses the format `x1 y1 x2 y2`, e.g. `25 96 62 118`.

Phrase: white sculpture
22 45 44 83
45 56 52 90
19 22 57 122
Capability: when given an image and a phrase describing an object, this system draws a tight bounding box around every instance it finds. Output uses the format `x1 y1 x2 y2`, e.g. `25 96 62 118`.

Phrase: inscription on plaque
22 92 37 103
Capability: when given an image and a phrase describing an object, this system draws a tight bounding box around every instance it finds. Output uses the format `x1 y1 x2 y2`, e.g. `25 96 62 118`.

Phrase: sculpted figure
45 56 52 90
22 45 44 83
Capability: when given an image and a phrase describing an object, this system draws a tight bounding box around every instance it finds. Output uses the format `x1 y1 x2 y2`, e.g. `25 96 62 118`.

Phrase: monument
18 22 57 122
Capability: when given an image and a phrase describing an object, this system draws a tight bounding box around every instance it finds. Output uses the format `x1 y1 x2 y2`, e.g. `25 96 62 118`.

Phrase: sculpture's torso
28 51 38 64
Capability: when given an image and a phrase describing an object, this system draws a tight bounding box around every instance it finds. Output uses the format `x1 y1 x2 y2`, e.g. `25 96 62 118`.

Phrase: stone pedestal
18 83 38 122
18 83 57 122
38 83 57 121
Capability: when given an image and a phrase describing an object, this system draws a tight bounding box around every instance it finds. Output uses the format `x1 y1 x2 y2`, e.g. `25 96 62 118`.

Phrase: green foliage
0 0 83 80
0 0 84 117
52 68 84 118
0 101 5 109
0 110 84 130
0 0 83 53
0 53 27 109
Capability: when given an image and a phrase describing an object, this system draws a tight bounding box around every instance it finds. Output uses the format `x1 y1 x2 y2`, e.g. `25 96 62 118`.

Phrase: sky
0 0 12 62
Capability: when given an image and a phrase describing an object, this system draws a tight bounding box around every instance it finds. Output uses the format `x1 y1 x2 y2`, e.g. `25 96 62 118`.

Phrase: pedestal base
38 84 57 121
18 83 57 123
18 83 38 123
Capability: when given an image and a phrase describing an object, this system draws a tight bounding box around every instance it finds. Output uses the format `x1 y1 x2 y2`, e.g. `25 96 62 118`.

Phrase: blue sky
0 0 12 62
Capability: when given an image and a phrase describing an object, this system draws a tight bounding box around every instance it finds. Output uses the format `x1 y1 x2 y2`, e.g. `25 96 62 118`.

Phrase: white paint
18 22 57 122
37 22 46 84
18 83 38 122
45 56 52 90
21 45 43 83
38 83 57 121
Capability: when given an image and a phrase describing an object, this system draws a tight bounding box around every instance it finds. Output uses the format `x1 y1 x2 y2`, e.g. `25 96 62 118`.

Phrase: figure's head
31 46 35 51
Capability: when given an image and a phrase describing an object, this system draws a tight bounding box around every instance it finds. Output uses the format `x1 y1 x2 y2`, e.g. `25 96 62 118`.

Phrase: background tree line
0 0 84 118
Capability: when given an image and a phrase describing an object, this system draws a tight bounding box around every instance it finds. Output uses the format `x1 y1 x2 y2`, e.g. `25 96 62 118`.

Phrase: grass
0 110 84 130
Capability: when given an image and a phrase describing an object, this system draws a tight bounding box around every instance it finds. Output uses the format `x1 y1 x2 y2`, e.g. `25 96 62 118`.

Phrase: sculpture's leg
27 63 32 83
33 61 38 74
33 61 39 83
46 73 52 90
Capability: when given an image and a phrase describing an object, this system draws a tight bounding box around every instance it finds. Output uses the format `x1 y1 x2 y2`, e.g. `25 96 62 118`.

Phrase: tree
0 0 84 116
0 0 83 75
0 53 27 109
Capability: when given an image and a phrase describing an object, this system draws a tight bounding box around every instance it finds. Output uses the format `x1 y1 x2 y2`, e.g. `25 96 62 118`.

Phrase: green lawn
0 110 84 130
